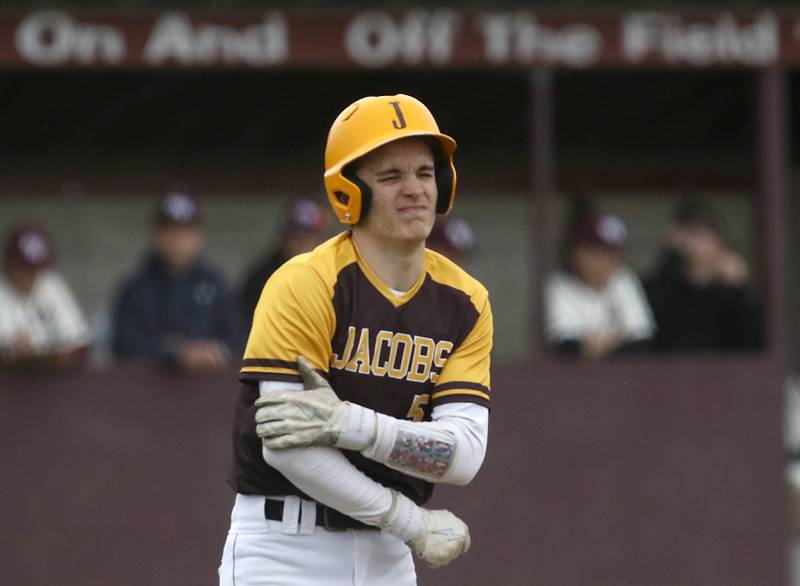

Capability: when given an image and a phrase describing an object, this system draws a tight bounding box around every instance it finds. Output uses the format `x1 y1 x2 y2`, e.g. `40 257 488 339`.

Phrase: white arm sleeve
357 402 489 486
258 381 421 541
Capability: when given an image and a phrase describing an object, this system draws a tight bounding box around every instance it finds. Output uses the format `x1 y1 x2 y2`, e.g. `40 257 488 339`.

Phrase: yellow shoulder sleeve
240 257 335 382
432 285 493 408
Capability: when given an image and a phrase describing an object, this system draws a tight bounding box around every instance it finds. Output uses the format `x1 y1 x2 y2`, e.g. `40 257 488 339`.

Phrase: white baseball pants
219 494 417 586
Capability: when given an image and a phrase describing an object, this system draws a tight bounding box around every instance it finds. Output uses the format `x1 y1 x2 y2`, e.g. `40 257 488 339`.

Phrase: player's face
679 224 724 263
155 224 204 273
572 244 621 289
354 138 437 246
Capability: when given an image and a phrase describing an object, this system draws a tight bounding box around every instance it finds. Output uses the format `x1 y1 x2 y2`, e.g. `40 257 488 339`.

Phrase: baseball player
219 94 493 586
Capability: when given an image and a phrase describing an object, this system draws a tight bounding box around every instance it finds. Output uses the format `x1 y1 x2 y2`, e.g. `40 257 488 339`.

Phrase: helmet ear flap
424 138 455 215
435 163 455 214
324 170 363 224
342 165 372 223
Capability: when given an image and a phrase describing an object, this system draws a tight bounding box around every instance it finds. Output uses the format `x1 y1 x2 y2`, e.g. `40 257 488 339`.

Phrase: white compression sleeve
358 402 489 486
258 381 421 541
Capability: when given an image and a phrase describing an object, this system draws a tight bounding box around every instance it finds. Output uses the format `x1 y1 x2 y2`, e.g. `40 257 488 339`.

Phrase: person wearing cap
239 198 331 328
111 191 244 372
425 216 475 267
645 199 761 352
0 223 90 370
545 206 655 360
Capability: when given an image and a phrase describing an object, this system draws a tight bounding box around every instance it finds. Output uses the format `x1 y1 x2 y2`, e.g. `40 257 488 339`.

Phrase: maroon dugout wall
0 358 786 586
0 6 792 586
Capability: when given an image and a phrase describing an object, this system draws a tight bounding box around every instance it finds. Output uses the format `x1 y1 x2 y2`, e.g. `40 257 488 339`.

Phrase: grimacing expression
355 137 437 245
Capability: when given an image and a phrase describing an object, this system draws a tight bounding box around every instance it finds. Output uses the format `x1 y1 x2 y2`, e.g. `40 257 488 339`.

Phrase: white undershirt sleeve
258 380 421 541
353 402 489 486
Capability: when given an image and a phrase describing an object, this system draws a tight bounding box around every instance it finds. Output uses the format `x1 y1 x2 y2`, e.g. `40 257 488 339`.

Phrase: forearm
343 402 489 486
259 381 421 540
262 445 386 519
1 345 88 372
255 375 474 567
256 376 489 486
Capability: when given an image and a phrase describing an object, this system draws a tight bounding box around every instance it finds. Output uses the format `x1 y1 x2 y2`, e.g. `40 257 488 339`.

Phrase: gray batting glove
377 491 471 569
411 508 471 568
255 356 350 449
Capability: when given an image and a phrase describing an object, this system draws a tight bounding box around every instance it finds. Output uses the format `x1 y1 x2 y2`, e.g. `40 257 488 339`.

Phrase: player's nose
400 174 427 199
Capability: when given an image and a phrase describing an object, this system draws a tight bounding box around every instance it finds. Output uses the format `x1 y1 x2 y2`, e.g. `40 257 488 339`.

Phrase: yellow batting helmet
323 94 457 225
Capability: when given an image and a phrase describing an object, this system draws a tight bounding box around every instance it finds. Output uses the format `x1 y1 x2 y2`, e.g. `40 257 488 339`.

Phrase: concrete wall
0 190 757 365
0 191 534 363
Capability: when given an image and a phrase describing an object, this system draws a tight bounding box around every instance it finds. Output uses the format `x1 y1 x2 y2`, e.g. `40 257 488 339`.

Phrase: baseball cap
428 217 475 255
155 191 201 226
285 199 331 233
569 213 627 251
4 223 55 269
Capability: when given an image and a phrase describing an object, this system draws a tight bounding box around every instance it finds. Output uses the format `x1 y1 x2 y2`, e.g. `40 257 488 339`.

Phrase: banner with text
1 9 800 70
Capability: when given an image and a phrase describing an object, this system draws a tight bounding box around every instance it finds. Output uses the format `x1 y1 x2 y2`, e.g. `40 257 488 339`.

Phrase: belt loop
299 499 316 535
282 496 301 535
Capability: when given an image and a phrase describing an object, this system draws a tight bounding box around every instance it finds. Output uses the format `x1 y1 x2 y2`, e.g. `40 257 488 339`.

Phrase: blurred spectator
239 198 330 327
0 223 89 371
112 191 244 372
427 216 475 266
545 207 654 360
645 199 761 352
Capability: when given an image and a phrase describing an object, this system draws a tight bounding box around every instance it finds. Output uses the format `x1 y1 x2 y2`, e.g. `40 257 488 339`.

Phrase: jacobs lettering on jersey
234 233 492 506
330 325 453 383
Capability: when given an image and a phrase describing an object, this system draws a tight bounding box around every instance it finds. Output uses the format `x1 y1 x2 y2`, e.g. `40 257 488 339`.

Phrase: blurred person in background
645 199 761 352
426 216 475 267
545 204 654 360
112 190 244 372
0 223 90 371
239 198 331 328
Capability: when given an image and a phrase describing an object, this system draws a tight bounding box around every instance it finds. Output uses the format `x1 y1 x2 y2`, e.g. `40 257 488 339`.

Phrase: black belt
264 498 378 531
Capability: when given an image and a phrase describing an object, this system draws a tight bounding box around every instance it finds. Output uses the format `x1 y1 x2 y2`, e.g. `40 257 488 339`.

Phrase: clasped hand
255 356 350 449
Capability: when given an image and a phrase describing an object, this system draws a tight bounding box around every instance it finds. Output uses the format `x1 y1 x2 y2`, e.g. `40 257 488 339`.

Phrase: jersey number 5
406 394 430 422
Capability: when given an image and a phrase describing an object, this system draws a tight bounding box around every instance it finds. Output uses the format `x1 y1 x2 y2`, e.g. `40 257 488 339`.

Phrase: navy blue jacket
112 252 244 363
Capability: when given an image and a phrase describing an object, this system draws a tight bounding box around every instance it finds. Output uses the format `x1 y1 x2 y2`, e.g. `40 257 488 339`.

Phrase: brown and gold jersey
229 231 492 505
